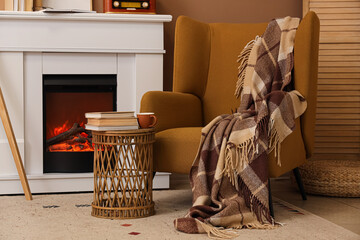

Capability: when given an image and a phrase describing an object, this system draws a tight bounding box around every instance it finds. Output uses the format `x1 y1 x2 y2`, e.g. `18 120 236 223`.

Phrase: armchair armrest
140 91 203 132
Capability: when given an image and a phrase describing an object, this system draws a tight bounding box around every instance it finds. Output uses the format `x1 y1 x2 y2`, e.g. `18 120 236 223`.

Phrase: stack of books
85 111 139 131
1 0 33 11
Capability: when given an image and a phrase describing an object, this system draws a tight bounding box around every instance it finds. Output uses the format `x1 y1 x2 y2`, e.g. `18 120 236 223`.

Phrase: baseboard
0 172 170 195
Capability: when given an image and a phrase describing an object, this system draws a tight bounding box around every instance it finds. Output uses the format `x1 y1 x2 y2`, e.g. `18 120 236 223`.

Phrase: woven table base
91 129 155 219
299 160 360 197
92 199 154 219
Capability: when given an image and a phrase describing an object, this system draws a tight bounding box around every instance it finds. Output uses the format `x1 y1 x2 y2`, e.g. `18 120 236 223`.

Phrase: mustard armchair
141 12 320 198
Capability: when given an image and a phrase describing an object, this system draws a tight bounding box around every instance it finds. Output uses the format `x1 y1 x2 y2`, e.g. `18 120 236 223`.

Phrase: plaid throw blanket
174 17 307 239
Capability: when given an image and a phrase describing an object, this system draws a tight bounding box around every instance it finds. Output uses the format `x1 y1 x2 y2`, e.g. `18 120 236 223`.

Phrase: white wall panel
0 52 24 175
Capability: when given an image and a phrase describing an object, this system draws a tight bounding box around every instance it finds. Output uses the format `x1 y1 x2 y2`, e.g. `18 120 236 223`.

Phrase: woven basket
298 160 360 197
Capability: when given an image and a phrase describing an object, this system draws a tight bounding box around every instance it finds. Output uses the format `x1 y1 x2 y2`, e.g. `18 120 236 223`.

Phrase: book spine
85 124 138 131
0 0 5 10
85 114 135 119
24 0 32 11
19 0 24 11
4 0 13 10
33 0 41 11
13 0 18 11
88 123 138 127
87 118 138 126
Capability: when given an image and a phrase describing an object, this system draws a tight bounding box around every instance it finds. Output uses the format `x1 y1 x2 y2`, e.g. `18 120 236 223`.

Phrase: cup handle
148 115 157 128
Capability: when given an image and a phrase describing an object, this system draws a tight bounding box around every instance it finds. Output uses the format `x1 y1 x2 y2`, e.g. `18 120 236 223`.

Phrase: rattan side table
91 128 155 219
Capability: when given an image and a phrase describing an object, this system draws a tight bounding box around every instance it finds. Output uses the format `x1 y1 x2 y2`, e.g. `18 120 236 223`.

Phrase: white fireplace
0 12 172 194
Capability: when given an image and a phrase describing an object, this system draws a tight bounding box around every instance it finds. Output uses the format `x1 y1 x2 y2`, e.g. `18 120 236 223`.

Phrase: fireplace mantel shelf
0 11 172 22
0 11 172 53
0 11 171 194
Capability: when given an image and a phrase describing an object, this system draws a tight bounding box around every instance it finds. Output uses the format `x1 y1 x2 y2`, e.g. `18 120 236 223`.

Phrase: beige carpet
0 189 359 240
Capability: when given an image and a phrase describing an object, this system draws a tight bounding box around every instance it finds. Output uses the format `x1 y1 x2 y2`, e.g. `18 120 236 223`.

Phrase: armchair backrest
172 12 319 158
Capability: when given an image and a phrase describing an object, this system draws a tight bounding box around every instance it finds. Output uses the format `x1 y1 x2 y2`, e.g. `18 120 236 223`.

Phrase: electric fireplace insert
43 74 117 173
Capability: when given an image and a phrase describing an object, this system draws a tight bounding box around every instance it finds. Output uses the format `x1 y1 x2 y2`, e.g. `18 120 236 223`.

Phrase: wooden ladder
0 87 32 200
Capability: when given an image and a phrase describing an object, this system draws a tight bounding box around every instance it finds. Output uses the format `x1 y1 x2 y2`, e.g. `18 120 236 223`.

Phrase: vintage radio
104 0 156 14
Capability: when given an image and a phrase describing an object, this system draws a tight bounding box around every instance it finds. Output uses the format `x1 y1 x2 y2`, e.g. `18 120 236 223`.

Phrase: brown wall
93 0 302 90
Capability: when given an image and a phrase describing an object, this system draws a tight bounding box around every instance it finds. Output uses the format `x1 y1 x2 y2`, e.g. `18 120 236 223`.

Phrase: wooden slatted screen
304 0 360 161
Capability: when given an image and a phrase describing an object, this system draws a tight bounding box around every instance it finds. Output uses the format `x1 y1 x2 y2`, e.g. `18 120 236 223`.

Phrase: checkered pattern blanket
174 17 307 239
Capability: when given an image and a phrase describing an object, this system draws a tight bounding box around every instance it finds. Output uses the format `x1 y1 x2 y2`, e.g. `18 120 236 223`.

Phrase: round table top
92 127 155 135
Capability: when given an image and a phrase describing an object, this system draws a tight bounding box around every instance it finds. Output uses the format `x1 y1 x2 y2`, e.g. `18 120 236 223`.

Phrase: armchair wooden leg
268 179 274 218
293 167 307 200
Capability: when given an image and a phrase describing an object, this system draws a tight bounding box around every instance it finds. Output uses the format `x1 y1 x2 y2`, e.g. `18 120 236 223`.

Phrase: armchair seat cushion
154 127 201 174
154 118 307 177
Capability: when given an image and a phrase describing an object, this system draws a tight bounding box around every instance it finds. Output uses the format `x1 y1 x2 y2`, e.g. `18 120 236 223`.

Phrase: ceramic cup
137 112 157 128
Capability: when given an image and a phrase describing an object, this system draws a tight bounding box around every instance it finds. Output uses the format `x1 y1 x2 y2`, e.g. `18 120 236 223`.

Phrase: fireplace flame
47 121 93 152
53 122 69 137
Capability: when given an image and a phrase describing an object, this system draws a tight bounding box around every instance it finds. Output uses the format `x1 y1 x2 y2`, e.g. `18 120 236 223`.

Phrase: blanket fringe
223 138 256 190
197 219 278 240
235 37 257 99
197 220 240 240
232 222 277 230
268 119 282 167
237 175 275 225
